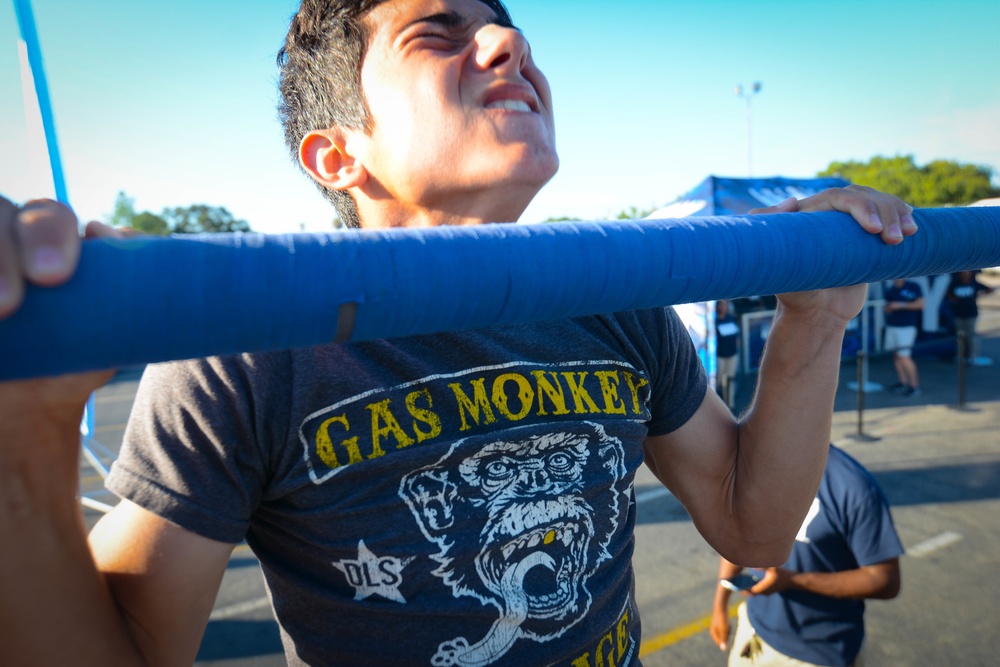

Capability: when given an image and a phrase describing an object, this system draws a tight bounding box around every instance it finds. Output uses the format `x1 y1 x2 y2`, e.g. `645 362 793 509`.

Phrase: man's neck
354 187 534 230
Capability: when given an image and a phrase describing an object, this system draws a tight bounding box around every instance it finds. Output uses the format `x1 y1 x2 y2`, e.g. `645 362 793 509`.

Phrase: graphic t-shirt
747 446 904 667
107 309 707 667
949 278 990 318
715 313 740 359
884 281 923 328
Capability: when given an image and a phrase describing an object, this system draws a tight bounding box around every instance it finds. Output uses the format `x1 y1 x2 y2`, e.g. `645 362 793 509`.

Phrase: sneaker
902 386 921 397
890 383 907 394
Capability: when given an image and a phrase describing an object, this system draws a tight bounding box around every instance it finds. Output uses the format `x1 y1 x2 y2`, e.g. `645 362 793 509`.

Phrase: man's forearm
730 301 846 560
786 563 900 600
712 559 741 613
0 418 145 666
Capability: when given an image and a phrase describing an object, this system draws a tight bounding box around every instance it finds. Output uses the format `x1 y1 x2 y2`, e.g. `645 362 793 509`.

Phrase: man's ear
299 129 368 191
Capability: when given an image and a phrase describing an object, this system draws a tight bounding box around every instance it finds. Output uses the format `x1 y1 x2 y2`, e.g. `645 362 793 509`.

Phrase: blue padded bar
2 207 998 381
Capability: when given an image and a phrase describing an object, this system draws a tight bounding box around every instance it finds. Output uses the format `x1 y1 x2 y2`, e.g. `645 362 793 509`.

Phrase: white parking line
908 531 963 558
635 486 673 504
209 596 272 621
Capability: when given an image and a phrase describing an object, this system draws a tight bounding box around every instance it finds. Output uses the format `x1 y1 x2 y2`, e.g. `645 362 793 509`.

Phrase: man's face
352 0 558 225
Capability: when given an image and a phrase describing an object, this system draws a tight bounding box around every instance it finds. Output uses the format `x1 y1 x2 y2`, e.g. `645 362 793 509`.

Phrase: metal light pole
734 81 762 177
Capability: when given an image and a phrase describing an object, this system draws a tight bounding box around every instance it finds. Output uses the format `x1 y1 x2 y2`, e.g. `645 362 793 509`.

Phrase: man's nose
473 23 530 74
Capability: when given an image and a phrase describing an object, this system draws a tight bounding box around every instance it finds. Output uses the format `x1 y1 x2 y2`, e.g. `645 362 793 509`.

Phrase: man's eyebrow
399 10 519 34
400 11 468 32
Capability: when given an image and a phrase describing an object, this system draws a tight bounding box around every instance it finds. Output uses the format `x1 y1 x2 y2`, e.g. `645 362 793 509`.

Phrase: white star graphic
332 540 415 603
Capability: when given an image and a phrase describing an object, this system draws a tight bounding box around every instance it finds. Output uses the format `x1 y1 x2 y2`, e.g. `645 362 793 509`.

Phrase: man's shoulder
587 307 686 338
824 446 888 504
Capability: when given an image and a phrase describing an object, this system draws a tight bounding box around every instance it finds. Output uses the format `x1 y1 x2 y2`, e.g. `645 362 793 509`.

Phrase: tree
818 155 998 207
613 206 656 220
131 211 170 236
161 205 251 234
108 191 136 228
106 193 252 234
541 206 659 224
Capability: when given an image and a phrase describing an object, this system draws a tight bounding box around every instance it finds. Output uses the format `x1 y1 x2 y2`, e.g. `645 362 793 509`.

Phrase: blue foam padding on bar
2 207 999 381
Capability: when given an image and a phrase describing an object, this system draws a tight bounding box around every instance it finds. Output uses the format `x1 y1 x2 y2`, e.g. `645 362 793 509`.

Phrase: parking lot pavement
638 275 1000 666
78 277 1000 666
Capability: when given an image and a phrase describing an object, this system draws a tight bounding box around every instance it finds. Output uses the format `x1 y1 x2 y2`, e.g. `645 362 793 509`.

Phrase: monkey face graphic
461 432 594 623
400 423 628 666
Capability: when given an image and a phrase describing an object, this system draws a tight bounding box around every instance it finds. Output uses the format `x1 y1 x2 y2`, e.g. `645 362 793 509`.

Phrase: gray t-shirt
108 309 707 666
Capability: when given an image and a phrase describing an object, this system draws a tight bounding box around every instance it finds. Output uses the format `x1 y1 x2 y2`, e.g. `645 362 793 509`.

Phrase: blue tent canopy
647 175 853 380
648 175 851 218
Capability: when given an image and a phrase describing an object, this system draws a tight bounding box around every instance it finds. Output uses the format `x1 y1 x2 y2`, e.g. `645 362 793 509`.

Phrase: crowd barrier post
850 350 880 442
957 331 968 410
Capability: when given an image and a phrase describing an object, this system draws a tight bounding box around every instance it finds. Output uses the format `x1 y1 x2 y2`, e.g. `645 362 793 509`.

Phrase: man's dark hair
277 0 513 229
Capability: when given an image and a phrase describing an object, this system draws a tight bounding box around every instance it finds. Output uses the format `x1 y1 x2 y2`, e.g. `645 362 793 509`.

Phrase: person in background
884 277 924 396
948 270 994 365
710 444 903 667
0 1 918 664
715 299 741 410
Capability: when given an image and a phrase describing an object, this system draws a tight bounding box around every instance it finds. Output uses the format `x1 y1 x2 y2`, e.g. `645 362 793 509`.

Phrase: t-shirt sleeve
105 353 289 544
644 307 709 437
846 477 905 567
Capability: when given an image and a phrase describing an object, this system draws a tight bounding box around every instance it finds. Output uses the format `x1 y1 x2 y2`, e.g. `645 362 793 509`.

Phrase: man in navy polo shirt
710 444 903 666
884 278 925 396
948 270 994 364
715 299 741 409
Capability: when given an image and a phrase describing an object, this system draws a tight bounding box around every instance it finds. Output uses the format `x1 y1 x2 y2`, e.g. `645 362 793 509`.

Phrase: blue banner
649 176 850 218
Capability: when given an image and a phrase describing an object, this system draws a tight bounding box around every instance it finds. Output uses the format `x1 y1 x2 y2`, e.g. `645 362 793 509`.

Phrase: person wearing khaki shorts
710 445 903 667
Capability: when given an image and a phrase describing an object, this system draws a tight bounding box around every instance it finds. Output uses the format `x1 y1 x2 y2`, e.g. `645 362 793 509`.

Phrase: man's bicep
89 499 236 665
859 558 901 599
643 389 740 550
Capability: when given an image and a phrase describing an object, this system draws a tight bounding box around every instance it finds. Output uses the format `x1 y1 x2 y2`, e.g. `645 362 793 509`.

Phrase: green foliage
108 191 136 228
818 155 999 207
131 211 170 236
613 205 656 220
162 205 251 234
105 193 251 234
542 206 658 224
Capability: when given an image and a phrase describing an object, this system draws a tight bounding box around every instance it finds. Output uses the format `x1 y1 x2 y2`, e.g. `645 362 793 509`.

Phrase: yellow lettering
531 370 571 416
561 372 600 414
595 371 627 415
622 372 649 415
616 609 630 661
449 378 497 431
367 399 414 456
406 389 442 444
596 632 616 667
572 608 630 667
492 373 534 421
315 414 364 469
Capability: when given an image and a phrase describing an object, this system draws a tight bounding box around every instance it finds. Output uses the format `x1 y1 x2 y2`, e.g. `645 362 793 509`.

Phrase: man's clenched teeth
486 99 533 112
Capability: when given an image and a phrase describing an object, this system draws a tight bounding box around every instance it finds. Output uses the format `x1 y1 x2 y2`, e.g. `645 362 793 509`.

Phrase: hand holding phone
720 570 763 592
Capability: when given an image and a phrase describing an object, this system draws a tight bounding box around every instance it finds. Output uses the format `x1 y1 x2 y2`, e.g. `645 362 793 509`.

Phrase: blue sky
2 0 998 233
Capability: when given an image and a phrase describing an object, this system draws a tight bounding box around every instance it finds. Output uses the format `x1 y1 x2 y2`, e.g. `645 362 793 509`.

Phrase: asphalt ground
79 274 1000 665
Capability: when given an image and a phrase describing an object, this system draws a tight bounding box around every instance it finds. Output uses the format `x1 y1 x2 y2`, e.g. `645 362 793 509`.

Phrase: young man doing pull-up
0 1 917 665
